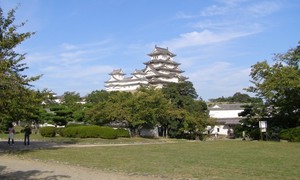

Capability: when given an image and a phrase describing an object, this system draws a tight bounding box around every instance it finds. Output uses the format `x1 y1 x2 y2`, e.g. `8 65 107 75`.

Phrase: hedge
66 123 87 128
280 128 300 142
40 126 56 137
62 126 119 139
115 128 131 138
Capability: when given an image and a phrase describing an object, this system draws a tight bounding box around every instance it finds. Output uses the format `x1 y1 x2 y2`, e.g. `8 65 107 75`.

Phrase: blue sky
1 0 300 100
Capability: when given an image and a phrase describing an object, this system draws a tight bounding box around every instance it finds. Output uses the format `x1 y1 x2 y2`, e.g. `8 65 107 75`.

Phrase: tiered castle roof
105 46 187 92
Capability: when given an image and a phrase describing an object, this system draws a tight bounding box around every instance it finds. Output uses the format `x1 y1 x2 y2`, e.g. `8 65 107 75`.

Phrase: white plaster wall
166 64 175 68
209 110 243 118
153 63 162 68
210 125 231 135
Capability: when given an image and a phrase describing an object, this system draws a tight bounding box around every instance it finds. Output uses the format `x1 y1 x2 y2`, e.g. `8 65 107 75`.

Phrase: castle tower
105 46 187 91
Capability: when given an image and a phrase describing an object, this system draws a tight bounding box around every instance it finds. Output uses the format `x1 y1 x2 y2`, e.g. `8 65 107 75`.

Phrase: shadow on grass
0 165 70 179
0 140 68 154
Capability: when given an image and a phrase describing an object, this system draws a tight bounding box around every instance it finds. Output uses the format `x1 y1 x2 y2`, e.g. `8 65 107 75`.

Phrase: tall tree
245 42 300 129
85 91 132 126
85 90 110 104
162 82 210 139
0 7 42 129
130 87 169 129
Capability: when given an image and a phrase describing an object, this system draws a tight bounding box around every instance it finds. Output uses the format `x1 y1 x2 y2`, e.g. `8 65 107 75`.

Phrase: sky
1 0 300 100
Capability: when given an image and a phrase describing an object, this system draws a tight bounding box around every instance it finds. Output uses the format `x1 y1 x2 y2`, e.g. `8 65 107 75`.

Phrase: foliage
280 128 300 142
162 81 198 109
130 87 169 128
56 127 65 137
245 42 300 129
209 92 262 103
76 126 102 138
61 91 85 122
0 7 45 130
115 128 131 138
62 126 118 139
85 90 110 104
161 82 211 139
49 105 72 125
39 91 86 126
61 91 81 105
98 126 118 139
39 126 56 137
85 91 132 126
66 123 86 127
62 126 79 138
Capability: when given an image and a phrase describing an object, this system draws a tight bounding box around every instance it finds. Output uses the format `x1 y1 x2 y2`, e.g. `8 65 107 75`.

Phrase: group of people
7 123 32 146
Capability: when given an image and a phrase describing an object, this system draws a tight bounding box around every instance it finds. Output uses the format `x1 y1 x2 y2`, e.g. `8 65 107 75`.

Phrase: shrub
56 128 65 137
280 128 300 142
248 128 260 140
66 123 86 128
40 127 56 137
115 128 131 138
14 125 23 134
77 126 102 138
63 127 80 138
62 126 118 139
99 126 118 139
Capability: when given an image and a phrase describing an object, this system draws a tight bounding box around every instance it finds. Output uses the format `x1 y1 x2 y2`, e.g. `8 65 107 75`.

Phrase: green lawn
0 132 174 145
11 140 300 179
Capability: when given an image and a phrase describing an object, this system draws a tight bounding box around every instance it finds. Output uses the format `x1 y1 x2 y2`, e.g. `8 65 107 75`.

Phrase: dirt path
0 155 161 180
0 141 163 180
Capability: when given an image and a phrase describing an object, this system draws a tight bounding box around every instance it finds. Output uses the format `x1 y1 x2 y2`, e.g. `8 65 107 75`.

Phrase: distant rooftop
208 103 246 110
147 46 176 57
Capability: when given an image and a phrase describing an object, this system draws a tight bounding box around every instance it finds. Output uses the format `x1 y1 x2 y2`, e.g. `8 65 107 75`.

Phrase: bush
248 128 261 140
77 126 102 138
62 126 118 139
56 128 65 137
115 128 131 138
40 127 56 137
280 128 300 142
66 123 86 128
63 127 80 138
99 126 118 139
14 126 23 134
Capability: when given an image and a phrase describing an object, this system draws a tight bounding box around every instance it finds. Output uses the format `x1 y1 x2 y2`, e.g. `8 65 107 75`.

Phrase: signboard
259 121 267 129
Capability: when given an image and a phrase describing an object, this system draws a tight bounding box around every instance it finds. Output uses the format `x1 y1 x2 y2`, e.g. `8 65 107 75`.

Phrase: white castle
105 46 188 92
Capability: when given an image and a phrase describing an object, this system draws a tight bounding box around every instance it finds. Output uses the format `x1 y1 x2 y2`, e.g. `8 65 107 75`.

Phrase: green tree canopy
245 42 300 129
85 90 110 104
0 7 42 129
161 82 211 139
84 91 133 126
209 92 262 103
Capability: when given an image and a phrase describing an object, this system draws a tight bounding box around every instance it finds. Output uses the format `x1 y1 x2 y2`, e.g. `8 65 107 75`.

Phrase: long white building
208 103 245 136
105 46 187 92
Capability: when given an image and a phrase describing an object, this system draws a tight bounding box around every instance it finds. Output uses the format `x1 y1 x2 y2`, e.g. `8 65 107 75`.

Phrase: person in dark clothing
24 125 32 145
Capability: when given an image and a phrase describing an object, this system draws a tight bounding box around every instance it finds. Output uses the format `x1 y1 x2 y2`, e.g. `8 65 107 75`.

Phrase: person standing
8 123 15 145
24 125 32 145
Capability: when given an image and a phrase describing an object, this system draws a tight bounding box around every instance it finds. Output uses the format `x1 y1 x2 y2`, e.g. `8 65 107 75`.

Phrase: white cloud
187 62 251 99
61 43 77 50
176 11 197 19
201 4 231 17
163 29 259 50
43 65 112 78
25 40 118 95
247 1 281 17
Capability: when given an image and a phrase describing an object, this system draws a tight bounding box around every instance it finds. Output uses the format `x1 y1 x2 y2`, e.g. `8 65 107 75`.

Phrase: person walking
24 125 32 145
8 123 15 145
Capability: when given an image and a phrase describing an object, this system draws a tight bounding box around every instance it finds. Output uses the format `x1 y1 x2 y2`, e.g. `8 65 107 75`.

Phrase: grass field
10 138 300 179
